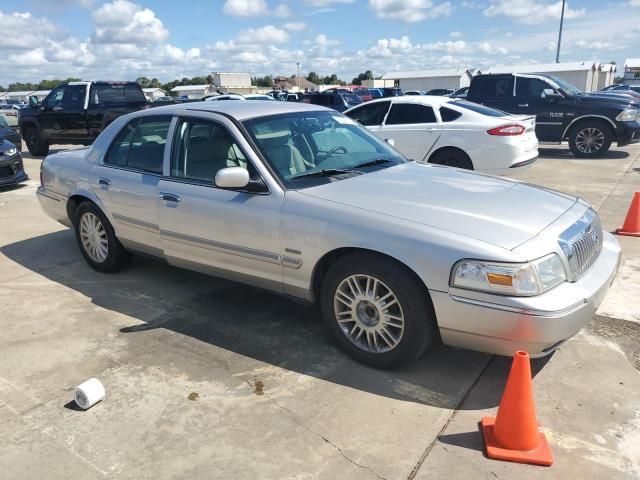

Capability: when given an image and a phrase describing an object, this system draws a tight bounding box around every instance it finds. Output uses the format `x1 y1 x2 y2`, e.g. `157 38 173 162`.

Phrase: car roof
359 96 453 107
140 100 328 120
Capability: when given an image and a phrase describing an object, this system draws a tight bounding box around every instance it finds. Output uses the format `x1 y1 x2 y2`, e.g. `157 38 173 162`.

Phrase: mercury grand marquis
37 101 621 368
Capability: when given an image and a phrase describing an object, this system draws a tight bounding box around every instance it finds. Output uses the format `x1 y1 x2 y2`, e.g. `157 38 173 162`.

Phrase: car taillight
487 124 525 136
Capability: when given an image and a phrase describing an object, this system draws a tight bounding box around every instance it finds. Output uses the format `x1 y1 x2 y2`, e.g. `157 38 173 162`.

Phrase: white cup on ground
74 378 105 410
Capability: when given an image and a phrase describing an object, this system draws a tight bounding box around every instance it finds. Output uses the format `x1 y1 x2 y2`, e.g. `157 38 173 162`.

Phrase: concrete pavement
0 143 638 479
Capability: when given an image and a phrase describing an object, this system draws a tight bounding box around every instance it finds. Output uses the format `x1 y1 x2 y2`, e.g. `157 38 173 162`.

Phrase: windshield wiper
352 158 394 168
289 168 361 181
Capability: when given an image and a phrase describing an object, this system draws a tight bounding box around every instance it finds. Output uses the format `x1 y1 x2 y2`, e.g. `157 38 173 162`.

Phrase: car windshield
450 100 510 117
546 75 582 96
244 111 406 189
0 113 17 127
370 89 382 98
0 116 9 128
341 93 362 105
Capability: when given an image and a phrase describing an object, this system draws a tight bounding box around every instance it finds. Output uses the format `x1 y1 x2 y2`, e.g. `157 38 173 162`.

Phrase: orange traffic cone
481 351 553 466
616 192 640 237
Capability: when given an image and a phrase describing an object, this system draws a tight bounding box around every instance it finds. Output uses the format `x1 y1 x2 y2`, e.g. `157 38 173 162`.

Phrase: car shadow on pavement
538 148 630 160
1 230 553 410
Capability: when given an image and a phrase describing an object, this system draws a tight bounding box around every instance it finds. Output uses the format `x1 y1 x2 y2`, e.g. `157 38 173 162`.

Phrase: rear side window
386 103 437 125
439 107 462 122
310 95 330 106
471 76 514 99
345 101 390 126
90 84 146 104
104 116 171 174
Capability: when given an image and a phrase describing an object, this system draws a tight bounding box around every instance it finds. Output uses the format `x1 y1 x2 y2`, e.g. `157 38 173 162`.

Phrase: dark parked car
309 90 362 111
19 81 147 156
0 139 27 187
0 114 21 150
369 88 383 99
426 88 456 96
381 87 403 97
467 73 640 157
600 84 640 94
450 87 469 99
352 87 373 102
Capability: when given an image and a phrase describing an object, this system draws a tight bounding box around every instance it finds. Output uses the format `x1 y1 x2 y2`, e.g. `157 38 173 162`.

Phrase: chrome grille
558 209 603 281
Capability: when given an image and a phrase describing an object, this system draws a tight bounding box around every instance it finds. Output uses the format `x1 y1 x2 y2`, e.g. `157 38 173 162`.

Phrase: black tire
23 126 49 157
320 252 437 369
73 202 131 273
429 148 473 169
568 120 612 158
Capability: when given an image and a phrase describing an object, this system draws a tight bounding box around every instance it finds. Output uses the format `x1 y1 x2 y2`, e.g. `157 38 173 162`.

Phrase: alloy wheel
333 274 405 353
575 127 605 154
79 212 109 263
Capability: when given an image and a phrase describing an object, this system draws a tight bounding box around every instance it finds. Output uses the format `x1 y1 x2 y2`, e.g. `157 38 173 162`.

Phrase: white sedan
205 94 275 101
344 96 538 173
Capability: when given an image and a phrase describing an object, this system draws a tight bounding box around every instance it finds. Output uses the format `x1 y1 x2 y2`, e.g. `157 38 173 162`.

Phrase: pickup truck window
104 116 171 174
64 85 87 109
90 84 147 104
516 78 550 100
472 76 513 99
170 118 249 183
45 86 66 109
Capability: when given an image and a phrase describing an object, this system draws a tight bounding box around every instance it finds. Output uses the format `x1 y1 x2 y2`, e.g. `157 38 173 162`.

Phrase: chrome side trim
282 256 303 269
537 122 563 125
561 115 617 139
161 229 281 265
112 213 160 233
449 294 587 317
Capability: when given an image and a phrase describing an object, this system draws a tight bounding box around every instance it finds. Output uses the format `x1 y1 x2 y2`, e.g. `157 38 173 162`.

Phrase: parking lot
1 143 639 479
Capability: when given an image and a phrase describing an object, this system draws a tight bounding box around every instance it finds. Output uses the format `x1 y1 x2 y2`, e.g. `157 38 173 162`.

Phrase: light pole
555 0 566 63
296 62 300 92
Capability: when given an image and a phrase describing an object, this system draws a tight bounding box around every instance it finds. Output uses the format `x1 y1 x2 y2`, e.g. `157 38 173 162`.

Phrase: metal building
381 68 474 92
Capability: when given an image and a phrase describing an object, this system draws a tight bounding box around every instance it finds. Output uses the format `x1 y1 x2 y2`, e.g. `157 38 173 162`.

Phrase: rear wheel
23 126 49 156
429 148 473 170
568 121 612 158
320 253 437 368
73 202 131 273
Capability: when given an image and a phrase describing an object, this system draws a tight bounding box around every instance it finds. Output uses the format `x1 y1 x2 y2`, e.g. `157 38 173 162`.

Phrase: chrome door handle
98 178 111 186
518 104 529 107
159 192 180 203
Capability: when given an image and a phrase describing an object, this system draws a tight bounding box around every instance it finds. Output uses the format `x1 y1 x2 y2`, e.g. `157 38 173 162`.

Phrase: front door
40 85 67 141
514 76 563 142
157 114 284 292
377 103 442 161
92 115 172 256
60 84 88 141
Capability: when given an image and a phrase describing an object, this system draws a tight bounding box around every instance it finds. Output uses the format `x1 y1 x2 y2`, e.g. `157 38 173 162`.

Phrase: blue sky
0 0 638 85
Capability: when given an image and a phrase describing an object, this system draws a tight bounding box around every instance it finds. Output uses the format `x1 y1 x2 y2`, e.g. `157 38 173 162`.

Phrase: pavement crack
246 381 388 480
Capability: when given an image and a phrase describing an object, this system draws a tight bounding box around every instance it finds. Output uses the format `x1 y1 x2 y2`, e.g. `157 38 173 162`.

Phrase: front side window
516 78 552 101
386 103 437 125
244 111 406 188
170 118 250 183
345 101 390 126
63 85 87 109
44 86 66 109
104 116 171 174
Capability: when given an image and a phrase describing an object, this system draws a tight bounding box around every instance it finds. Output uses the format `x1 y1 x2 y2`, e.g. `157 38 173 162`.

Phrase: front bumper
0 154 28 186
617 121 640 146
431 231 621 357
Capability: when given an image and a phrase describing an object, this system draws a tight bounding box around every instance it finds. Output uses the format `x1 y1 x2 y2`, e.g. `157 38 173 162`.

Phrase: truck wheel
24 126 49 157
569 121 612 158
73 202 131 273
429 148 473 170
320 252 437 369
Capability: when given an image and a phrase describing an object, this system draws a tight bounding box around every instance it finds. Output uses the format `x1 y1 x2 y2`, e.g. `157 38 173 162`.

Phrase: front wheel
568 121 612 158
23 126 49 156
320 253 437 368
73 202 131 273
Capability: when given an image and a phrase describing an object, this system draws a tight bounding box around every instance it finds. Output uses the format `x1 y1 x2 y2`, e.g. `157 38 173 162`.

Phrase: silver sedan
37 101 621 368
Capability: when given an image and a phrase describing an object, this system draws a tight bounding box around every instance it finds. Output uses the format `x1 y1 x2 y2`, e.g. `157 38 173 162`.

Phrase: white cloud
92 0 168 44
274 3 291 16
223 0 268 17
450 31 462 37
369 0 451 23
630 0 640 5
574 40 622 51
304 0 354 6
314 34 341 47
9 48 49 66
236 25 289 44
282 22 306 31
484 0 585 25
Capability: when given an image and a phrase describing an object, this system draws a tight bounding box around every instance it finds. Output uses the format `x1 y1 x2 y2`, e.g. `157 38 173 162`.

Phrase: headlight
3 147 17 156
450 254 567 296
616 108 639 122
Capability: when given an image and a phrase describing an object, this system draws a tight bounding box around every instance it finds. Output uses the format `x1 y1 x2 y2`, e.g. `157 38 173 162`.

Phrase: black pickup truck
19 81 147 156
467 73 640 157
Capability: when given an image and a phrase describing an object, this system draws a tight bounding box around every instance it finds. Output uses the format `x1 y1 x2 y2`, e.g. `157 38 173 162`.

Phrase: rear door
92 115 172 255
87 83 148 138
377 103 442 161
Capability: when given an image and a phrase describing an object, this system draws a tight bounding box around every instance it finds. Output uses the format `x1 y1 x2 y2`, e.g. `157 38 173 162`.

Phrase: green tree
351 70 374 85
306 72 320 85
136 77 151 88
253 76 274 88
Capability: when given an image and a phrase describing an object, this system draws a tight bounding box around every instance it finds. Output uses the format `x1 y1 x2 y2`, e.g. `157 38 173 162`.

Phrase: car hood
300 162 577 250
577 93 640 107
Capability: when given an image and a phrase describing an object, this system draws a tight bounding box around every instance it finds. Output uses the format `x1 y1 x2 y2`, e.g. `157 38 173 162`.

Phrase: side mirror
541 89 562 103
385 138 395 148
215 167 250 189
29 96 40 108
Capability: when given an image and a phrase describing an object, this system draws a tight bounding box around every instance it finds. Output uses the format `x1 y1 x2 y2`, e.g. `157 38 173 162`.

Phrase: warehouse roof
625 58 640 69
171 84 212 92
382 68 471 80
485 61 596 74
